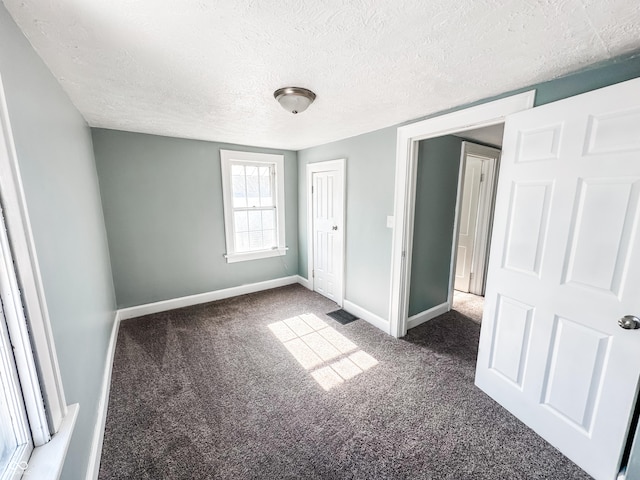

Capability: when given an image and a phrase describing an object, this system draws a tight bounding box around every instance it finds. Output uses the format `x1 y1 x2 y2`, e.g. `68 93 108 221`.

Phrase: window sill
224 248 287 263
24 403 78 480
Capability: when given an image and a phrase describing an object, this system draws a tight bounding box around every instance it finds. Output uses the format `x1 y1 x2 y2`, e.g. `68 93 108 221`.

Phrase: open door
476 77 640 480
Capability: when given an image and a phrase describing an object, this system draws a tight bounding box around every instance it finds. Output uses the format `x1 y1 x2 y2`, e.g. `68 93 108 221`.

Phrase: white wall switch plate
387 216 394 228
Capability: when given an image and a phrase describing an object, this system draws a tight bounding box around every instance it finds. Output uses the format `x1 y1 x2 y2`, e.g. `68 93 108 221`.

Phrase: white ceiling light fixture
274 87 316 114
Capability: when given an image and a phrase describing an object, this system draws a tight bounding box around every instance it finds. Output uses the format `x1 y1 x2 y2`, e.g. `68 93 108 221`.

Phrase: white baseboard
342 300 390 334
118 276 299 321
296 275 311 290
85 311 121 480
407 302 449 330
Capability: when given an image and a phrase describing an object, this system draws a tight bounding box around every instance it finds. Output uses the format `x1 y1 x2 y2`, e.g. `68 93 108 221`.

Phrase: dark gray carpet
99 284 591 479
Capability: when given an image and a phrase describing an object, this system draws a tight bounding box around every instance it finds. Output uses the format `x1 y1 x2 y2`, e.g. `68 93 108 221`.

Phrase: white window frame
0 73 77 479
0 286 32 480
220 150 287 263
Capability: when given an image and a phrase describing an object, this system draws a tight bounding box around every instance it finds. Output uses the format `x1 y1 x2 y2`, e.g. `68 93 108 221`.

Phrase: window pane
246 166 259 207
234 211 248 233
235 232 250 252
259 167 273 207
0 397 17 475
249 231 264 250
247 210 262 232
262 210 275 230
262 229 275 248
0 313 27 477
232 171 247 208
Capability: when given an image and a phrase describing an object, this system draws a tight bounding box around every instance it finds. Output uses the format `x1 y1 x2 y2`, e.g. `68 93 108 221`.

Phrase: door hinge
312 269 314 278
480 173 485 183
470 272 474 279
311 185 314 194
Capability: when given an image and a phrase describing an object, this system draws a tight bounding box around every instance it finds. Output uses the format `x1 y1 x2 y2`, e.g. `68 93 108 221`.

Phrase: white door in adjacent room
454 142 501 295
454 154 483 293
308 160 345 305
475 77 640 480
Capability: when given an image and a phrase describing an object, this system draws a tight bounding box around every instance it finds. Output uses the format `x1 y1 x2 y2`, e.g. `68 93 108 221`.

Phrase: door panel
476 77 640 480
541 316 609 432
563 178 639 295
502 181 553 276
489 294 533 388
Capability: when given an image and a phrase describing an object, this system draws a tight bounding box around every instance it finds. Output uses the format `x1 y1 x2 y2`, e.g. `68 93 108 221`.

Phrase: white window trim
0 73 75 478
220 150 287 263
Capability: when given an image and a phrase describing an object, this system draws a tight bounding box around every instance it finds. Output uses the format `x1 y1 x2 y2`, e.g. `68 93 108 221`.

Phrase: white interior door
476 77 640 480
454 154 483 292
311 162 344 305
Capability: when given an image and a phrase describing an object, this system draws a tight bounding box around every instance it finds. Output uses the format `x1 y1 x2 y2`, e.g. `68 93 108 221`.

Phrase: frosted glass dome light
274 87 316 114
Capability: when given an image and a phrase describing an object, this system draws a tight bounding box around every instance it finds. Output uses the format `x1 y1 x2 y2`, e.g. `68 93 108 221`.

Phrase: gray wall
409 136 463 317
297 54 640 324
297 127 396 320
92 129 299 308
0 5 116 480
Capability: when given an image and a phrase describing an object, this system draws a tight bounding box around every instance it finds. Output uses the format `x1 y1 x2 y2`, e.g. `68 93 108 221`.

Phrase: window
0 308 32 478
0 73 76 479
220 150 286 263
0 204 51 480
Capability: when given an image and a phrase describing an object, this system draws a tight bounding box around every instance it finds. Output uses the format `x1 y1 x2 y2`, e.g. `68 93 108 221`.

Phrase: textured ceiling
3 0 640 150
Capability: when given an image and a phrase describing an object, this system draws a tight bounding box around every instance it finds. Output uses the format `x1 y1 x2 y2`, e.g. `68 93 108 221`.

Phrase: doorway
306 159 346 306
389 91 535 338
406 130 501 329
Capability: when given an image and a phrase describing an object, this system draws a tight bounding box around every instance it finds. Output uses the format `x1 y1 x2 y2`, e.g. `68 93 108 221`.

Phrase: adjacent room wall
92 129 299 308
297 127 396 320
408 136 463 317
0 5 117 480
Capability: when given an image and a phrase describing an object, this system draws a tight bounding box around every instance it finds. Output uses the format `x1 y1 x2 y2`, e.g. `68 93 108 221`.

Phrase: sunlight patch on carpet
268 313 378 391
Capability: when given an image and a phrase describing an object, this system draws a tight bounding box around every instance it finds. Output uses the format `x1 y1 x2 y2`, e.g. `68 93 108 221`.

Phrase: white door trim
448 145 468 304
388 91 536 338
306 159 346 307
